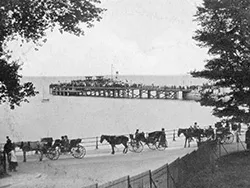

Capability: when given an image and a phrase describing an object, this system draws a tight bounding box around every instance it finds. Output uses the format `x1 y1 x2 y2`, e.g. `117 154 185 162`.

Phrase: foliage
191 0 250 124
0 0 105 109
185 151 250 188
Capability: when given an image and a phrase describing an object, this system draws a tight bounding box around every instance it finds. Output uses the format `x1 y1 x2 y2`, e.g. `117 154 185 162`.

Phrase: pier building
49 76 201 100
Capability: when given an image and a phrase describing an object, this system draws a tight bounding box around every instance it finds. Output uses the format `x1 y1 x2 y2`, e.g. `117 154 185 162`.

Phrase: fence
84 131 247 188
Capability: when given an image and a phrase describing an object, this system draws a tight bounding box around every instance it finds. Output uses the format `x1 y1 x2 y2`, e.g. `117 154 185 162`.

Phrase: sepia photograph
0 0 250 187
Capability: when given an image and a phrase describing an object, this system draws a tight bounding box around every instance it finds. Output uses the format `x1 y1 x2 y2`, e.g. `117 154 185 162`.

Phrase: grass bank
185 151 250 188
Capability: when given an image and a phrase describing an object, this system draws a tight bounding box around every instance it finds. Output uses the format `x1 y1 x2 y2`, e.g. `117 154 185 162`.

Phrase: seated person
63 135 70 151
60 136 69 152
134 129 140 141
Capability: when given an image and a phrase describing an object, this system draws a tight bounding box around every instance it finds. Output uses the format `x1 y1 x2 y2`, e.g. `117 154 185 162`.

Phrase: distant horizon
22 73 195 77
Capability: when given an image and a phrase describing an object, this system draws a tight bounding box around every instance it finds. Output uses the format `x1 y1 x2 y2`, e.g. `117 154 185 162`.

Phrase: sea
0 75 219 143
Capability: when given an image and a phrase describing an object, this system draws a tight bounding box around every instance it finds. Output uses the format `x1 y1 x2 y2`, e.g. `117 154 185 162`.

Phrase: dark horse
14 141 47 162
177 128 205 148
100 135 129 154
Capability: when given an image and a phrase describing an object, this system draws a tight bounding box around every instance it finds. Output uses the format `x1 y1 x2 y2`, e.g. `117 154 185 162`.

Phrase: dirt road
0 145 195 188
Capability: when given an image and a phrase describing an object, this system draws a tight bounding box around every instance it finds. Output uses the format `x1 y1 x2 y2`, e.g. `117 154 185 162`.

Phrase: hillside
185 151 250 188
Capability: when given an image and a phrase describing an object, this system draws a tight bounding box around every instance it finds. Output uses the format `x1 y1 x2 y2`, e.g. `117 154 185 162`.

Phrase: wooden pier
49 85 199 100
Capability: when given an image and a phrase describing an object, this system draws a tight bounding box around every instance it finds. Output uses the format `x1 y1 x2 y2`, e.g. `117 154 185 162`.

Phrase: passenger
193 122 199 130
6 136 11 145
135 129 140 141
64 135 70 151
60 136 66 151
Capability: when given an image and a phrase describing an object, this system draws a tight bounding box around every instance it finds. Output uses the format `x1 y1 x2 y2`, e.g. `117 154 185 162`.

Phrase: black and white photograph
0 0 250 187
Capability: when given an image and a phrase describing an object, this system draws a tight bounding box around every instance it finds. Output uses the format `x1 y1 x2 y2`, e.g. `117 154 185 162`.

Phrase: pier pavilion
49 85 199 100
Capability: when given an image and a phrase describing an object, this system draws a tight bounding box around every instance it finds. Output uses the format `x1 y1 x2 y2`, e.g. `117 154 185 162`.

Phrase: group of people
3 136 18 172
60 135 70 152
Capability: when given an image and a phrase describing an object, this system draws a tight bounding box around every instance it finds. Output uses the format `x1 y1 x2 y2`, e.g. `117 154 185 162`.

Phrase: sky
10 0 208 76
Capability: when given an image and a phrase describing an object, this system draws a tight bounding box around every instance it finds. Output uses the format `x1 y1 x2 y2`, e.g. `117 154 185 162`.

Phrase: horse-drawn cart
46 138 86 160
128 131 168 153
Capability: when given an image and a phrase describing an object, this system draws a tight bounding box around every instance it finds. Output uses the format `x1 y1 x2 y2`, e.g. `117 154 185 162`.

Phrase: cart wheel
128 141 136 152
71 145 86 159
47 147 60 160
156 140 168 151
147 142 157 150
223 133 234 144
131 141 144 153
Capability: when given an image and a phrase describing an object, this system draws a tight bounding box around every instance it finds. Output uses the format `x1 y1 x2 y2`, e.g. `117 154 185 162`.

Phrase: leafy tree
191 0 250 125
0 0 105 109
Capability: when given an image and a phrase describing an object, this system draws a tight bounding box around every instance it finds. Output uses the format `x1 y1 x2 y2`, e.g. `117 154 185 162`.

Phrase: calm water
0 75 218 142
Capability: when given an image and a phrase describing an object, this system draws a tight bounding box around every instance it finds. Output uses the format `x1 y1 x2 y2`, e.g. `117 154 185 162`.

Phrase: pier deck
49 85 199 100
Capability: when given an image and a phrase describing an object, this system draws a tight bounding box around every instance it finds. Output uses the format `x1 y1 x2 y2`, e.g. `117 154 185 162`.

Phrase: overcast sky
10 0 208 76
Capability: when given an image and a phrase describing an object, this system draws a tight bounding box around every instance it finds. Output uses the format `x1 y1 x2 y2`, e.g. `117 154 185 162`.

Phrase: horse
177 128 205 148
100 135 128 154
14 141 48 162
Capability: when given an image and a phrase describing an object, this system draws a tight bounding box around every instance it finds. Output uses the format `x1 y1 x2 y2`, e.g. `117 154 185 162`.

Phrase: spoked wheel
71 145 86 159
47 147 60 160
222 133 234 144
132 141 144 153
129 141 143 153
200 136 208 142
156 140 168 151
147 142 157 150
128 141 135 152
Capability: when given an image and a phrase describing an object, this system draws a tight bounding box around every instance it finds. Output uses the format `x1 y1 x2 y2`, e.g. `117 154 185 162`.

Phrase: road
0 144 196 188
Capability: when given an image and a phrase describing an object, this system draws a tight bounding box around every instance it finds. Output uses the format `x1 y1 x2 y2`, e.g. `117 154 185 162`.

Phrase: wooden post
219 141 221 157
96 137 99 149
148 90 151 99
166 164 170 188
3 151 6 174
156 90 159 99
148 170 151 188
236 131 239 143
118 89 120 98
173 129 176 141
127 175 131 188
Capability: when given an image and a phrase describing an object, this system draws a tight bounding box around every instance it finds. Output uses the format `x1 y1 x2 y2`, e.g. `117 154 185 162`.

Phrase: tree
191 0 250 124
0 0 105 109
